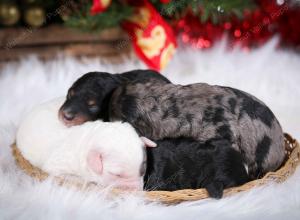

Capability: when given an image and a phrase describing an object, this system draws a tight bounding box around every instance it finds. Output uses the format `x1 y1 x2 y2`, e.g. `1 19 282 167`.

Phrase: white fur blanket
0 38 299 219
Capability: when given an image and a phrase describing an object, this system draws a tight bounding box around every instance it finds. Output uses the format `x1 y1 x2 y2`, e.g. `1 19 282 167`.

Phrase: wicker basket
12 133 300 204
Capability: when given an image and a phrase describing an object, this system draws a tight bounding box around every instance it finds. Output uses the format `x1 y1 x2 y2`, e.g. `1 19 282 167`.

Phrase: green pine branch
152 0 256 23
64 1 133 32
64 0 256 32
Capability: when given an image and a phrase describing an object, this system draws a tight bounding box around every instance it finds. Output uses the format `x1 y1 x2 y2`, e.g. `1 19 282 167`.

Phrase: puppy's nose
63 110 75 121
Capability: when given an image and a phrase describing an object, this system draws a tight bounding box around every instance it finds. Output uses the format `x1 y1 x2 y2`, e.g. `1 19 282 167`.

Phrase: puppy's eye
89 106 99 113
87 99 96 107
87 99 99 112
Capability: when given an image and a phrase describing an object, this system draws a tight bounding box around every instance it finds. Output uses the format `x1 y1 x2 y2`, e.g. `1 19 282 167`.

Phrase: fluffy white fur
0 38 300 219
17 98 145 189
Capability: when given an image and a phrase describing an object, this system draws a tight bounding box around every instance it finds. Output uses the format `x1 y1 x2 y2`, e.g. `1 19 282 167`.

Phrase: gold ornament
24 7 46 28
136 25 167 58
0 3 21 26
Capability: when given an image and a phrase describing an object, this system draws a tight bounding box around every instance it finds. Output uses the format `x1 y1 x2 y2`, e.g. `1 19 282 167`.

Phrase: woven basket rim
12 133 300 204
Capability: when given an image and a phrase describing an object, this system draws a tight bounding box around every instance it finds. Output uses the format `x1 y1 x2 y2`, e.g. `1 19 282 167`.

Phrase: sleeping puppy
109 81 285 179
17 98 157 190
59 69 170 126
145 138 249 198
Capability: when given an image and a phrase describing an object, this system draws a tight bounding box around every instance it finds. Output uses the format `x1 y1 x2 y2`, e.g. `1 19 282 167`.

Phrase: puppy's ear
140 137 157 148
87 149 103 175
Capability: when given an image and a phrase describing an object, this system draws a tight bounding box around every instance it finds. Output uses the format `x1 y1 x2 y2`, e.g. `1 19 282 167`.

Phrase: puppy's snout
58 106 78 126
62 110 75 121
59 105 88 127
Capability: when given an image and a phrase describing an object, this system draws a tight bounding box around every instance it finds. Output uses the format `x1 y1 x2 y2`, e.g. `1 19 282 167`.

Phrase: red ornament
160 0 171 3
276 3 300 50
122 0 177 70
175 0 300 51
229 1 286 49
175 13 223 49
90 0 112 15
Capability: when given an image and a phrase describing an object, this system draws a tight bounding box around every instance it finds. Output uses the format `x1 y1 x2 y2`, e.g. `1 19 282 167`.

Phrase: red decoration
122 0 177 70
160 0 171 3
89 0 300 68
90 0 112 15
175 0 300 51
175 14 223 49
229 1 285 49
276 3 300 49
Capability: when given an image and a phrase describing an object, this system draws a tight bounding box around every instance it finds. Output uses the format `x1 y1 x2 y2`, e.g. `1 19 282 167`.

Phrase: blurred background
0 0 299 63
0 0 299 138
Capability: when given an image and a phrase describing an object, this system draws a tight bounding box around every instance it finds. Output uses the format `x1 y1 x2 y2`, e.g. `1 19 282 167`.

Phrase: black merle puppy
146 138 249 198
59 70 250 198
59 69 170 126
109 81 285 178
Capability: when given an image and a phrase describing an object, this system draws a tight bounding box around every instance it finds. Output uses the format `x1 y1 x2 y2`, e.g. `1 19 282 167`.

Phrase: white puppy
16 98 156 190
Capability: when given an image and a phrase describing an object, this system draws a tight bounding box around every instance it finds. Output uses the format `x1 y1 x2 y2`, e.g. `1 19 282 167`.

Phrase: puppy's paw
205 181 224 199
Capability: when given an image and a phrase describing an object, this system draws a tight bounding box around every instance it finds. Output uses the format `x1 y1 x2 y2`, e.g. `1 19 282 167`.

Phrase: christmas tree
64 0 256 31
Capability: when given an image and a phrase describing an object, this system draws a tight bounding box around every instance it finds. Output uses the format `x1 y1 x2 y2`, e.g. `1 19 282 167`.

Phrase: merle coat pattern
109 81 285 178
59 70 170 125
